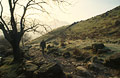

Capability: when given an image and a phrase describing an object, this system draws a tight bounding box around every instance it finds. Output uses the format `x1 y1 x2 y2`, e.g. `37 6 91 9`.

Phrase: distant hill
30 5 120 44
64 5 120 40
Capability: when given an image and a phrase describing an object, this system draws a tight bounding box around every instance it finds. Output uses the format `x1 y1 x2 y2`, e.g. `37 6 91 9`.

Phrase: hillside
64 5 120 40
1 6 120 78
30 5 120 44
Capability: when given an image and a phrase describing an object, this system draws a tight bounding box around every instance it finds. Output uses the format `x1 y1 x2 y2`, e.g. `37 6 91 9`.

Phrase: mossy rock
34 63 65 78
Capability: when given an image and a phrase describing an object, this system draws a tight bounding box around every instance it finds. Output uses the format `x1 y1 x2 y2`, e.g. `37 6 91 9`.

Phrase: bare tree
0 0 65 62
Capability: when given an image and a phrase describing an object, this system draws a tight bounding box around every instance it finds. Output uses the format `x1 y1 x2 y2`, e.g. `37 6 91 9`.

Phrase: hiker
40 40 46 56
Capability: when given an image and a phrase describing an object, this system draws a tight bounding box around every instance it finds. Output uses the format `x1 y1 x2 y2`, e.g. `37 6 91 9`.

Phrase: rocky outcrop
35 63 65 78
24 61 65 78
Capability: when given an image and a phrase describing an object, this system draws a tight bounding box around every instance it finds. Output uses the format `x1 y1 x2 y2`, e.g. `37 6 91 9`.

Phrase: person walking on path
40 40 46 56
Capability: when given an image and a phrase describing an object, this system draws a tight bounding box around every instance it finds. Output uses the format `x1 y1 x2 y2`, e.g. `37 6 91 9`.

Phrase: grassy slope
29 26 68 44
64 5 120 40
30 5 120 44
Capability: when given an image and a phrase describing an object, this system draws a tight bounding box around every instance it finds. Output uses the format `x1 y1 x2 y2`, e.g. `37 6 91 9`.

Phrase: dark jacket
40 40 46 49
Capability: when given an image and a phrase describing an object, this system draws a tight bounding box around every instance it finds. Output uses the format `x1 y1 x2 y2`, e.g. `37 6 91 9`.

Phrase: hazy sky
53 0 120 24
0 0 120 37
1 0 120 24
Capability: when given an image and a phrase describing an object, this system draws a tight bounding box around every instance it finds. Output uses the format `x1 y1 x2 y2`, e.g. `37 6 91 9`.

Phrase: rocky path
28 49 76 73
27 48 86 77
24 42 120 78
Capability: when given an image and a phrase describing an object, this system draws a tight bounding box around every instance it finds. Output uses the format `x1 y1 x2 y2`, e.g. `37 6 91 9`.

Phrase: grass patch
0 56 21 78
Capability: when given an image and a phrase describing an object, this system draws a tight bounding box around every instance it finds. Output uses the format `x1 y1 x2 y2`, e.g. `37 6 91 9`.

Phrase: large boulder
104 53 120 69
74 56 85 61
24 62 65 78
47 45 53 50
82 46 92 50
84 56 92 63
34 63 65 78
63 52 71 58
83 43 110 54
17 74 26 78
53 52 62 57
76 66 92 78
47 47 58 54
90 56 104 64
60 42 66 47
87 62 106 73
74 52 91 62
97 48 111 54
24 62 38 78
92 43 105 54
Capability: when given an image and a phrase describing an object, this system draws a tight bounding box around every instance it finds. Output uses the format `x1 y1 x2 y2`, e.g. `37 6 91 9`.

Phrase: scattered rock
87 61 106 73
35 63 65 78
74 56 85 61
60 42 66 47
17 74 26 78
76 66 92 78
47 47 58 54
24 62 38 78
83 46 92 50
53 51 62 57
104 53 120 69
24 52 31 60
97 48 111 54
65 73 73 78
33 60 45 67
84 56 92 63
53 41 59 45
24 61 65 78
25 45 32 50
47 45 52 49
90 56 104 64
63 52 71 58
92 43 105 53
74 52 91 62
73 48 82 56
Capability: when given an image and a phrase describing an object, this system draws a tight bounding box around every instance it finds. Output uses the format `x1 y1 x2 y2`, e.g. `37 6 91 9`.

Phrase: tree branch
24 23 40 32
0 0 3 17
0 22 11 41
8 0 17 32
20 0 32 32
0 1 10 31
13 0 18 11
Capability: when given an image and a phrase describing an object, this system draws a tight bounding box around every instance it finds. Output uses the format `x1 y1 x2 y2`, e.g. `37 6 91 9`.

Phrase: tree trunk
11 42 22 62
12 41 22 62
0 22 24 63
10 34 23 63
